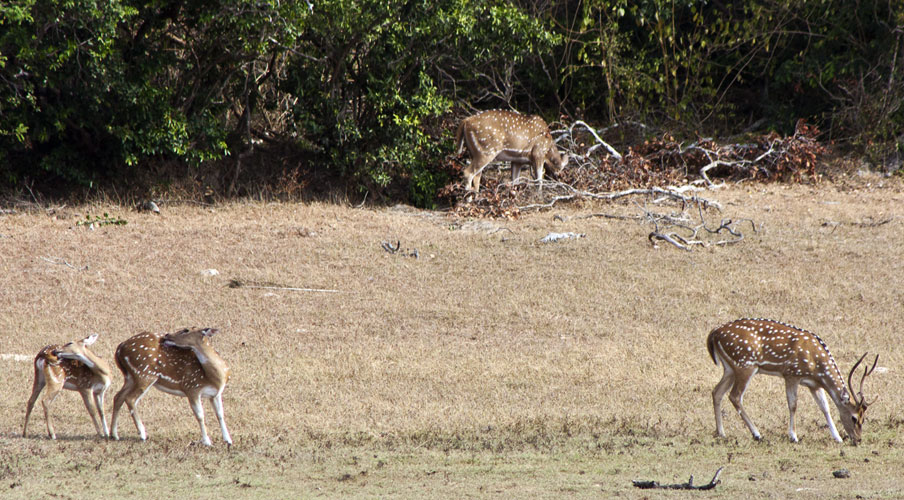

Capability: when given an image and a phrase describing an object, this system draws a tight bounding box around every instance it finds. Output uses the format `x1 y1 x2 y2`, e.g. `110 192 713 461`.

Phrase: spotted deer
707 318 877 444
110 328 232 446
454 110 567 194
23 334 112 439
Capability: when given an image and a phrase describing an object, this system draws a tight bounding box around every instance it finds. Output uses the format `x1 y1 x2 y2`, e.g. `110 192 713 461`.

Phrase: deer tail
454 121 465 156
113 344 128 375
706 330 720 366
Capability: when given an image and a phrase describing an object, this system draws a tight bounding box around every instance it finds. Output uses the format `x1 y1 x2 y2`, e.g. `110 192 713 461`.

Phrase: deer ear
201 328 219 337
83 334 99 346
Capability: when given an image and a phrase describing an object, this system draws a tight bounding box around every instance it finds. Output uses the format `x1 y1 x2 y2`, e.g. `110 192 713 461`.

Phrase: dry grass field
1 177 903 498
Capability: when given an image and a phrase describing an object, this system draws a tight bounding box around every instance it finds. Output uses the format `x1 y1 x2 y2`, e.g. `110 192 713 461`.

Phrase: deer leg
126 382 155 441
110 374 135 440
727 367 762 440
809 388 843 442
785 378 800 442
112 375 154 441
188 394 212 446
463 158 484 193
511 163 523 185
94 388 109 437
78 389 103 437
463 162 477 192
530 146 546 194
23 365 46 437
466 154 494 195
211 392 232 446
534 159 545 194
712 365 735 438
41 386 62 440
40 367 65 440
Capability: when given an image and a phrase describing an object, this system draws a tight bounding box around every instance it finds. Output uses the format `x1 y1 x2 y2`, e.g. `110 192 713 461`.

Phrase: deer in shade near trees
707 318 877 444
455 110 567 195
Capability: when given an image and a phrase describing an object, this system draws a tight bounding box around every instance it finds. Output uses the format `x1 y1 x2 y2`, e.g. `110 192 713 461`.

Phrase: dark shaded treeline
1 0 900 204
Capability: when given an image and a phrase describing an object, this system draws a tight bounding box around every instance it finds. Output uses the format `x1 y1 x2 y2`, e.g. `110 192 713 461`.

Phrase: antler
847 353 879 406
859 354 879 406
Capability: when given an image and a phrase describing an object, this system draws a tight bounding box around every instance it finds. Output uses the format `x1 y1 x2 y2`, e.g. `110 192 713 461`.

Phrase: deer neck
71 349 112 380
187 344 229 388
818 372 854 410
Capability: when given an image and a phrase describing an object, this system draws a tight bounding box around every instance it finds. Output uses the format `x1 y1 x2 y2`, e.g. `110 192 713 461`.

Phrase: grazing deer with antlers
110 328 232 446
23 334 112 439
707 318 877 444
455 110 567 195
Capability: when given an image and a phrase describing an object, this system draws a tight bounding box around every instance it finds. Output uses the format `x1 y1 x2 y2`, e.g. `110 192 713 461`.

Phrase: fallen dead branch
515 184 722 212
649 230 696 251
381 240 419 259
562 120 623 159
553 213 642 222
632 466 724 490
227 278 339 293
821 216 895 231
543 184 753 251
646 203 755 251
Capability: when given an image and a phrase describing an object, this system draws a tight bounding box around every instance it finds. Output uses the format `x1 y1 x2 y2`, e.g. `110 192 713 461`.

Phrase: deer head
838 353 878 445
52 334 100 368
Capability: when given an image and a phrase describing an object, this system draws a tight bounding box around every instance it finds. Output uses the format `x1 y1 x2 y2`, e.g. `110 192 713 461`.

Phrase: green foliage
1 0 901 202
1 0 129 185
75 212 127 228
763 1 904 148
0 0 287 188
553 0 904 141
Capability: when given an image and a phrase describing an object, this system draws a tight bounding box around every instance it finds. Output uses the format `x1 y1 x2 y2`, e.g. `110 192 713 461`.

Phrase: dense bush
1 0 901 203
0 0 306 190
281 0 557 206
551 1 903 137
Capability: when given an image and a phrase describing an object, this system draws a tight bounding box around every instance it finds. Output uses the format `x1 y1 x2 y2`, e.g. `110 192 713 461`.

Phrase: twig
633 466 724 490
227 279 339 293
39 256 86 270
381 240 401 253
554 213 643 222
821 216 894 230
649 231 694 251
354 191 369 209
851 216 895 227
700 160 734 188
24 179 39 205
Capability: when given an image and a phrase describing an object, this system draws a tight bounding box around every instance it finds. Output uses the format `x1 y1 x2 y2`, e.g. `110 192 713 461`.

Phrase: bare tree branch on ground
632 467 724 490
